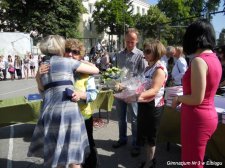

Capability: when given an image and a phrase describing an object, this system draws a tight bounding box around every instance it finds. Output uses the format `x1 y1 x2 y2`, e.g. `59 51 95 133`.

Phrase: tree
133 5 170 45
0 0 86 38
157 0 221 44
92 0 134 48
218 28 225 46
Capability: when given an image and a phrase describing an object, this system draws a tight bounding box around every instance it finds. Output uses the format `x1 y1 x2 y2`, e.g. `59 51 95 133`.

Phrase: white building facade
81 0 150 52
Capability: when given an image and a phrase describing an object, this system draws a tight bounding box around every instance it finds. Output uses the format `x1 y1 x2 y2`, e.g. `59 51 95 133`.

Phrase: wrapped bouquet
114 75 146 103
100 67 128 90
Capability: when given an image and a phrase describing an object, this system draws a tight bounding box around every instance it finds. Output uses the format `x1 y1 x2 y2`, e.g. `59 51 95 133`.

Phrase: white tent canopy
0 32 32 59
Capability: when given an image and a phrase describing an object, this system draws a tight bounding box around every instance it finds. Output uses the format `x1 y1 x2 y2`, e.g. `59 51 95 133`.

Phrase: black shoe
138 159 156 168
112 140 127 148
131 147 140 157
138 162 145 168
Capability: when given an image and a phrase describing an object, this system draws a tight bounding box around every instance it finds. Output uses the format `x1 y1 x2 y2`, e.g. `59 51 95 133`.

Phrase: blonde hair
125 28 139 37
65 38 85 57
143 39 166 61
39 35 65 56
175 46 184 57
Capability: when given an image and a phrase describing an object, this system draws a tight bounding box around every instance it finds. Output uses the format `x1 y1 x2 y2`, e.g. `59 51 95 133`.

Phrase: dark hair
183 19 216 55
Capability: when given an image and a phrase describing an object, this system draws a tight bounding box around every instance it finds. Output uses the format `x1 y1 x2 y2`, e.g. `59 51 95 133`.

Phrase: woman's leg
144 145 156 168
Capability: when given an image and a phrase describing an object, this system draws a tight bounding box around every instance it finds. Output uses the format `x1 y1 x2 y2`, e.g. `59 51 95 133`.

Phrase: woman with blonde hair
27 35 99 168
14 55 23 79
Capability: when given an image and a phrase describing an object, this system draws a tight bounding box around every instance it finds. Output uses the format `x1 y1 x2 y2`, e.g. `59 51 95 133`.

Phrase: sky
147 0 225 38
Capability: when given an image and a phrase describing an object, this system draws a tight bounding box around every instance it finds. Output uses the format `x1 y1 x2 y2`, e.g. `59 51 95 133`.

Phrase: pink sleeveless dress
181 53 222 167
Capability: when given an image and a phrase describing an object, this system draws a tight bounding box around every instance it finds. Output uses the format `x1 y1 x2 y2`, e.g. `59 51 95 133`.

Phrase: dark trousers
2 69 6 80
83 116 98 168
16 69 22 79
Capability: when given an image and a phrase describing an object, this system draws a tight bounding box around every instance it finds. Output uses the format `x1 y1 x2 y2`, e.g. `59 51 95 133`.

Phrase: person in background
218 45 225 87
39 38 99 168
100 51 111 71
23 54 30 79
171 46 188 86
38 54 43 66
0 55 7 80
172 19 222 168
136 39 167 168
28 35 99 168
29 54 36 78
160 46 175 86
14 55 23 79
7 55 15 80
89 46 96 62
84 51 90 62
112 28 147 157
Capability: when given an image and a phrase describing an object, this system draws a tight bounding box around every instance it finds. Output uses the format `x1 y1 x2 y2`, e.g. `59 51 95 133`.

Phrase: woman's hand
71 91 86 102
115 83 125 92
39 64 50 74
172 96 181 109
71 91 81 102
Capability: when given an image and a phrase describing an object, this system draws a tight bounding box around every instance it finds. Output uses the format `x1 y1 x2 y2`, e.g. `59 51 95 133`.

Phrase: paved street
0 79 182 168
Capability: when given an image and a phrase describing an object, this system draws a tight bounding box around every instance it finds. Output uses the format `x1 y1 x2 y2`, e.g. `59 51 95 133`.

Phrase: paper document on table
214 96 225 109
215 107 225 113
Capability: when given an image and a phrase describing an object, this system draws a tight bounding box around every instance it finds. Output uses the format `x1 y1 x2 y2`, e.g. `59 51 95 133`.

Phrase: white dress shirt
171 57 188 85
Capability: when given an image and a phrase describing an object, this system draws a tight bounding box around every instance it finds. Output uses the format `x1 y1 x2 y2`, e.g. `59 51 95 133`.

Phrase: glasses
143 49 152 55
65 48 80 55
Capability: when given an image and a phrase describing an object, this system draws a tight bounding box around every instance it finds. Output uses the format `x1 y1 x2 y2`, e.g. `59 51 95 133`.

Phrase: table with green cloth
91 89 114 122
158 106 225 165
0 96 42 125
0 90 114 125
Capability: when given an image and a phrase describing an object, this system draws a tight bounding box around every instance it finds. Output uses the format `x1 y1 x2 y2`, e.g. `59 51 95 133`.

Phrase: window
142 8 145 15
137 6 140 14
89 21 92 31
89 4 93 13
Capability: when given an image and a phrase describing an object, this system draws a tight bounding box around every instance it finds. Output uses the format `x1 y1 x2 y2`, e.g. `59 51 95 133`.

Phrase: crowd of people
0 53 39 80
1 18 224 168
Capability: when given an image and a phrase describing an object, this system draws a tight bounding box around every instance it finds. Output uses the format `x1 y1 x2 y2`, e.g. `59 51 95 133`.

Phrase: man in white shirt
171 46 188 86
160 46 176 68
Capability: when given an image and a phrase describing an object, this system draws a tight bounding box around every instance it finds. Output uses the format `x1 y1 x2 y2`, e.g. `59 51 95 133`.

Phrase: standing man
160 46 176 86
112 28 146 157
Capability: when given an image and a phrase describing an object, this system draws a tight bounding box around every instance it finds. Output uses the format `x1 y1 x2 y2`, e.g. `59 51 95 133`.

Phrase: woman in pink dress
172 19 222 167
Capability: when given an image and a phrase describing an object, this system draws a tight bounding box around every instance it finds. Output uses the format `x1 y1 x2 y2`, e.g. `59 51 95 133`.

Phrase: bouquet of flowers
101 67 122 81
114 75 146 103
100 67 128 90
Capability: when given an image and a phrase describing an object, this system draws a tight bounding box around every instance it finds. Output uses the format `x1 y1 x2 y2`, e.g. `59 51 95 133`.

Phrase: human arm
137 68 165 102
35 70 44 93
76 62 99 74
172 57 207 107
71 76 98 102
38 63 50 74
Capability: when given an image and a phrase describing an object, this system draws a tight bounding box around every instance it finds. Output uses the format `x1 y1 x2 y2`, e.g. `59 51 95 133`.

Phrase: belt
44 80 73 91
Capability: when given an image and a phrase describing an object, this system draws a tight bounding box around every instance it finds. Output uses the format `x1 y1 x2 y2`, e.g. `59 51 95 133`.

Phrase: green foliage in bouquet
101 67 122 82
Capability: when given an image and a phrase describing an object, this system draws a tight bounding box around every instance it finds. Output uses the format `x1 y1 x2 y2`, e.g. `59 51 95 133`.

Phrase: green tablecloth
91 90 114 112
158 106 225 165
0 97 42 124
0 90 114 125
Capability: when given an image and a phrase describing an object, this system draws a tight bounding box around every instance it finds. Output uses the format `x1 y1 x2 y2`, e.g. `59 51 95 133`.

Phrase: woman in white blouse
171 46 188 86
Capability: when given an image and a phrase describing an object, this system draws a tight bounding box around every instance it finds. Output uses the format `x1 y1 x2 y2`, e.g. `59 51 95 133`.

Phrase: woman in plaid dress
27 35 99 168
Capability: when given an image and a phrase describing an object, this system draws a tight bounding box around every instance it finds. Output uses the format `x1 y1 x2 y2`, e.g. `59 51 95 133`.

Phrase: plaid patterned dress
28 56 89 167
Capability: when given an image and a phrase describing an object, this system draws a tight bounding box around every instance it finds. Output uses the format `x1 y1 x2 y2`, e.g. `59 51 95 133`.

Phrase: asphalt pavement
0 78 182 168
